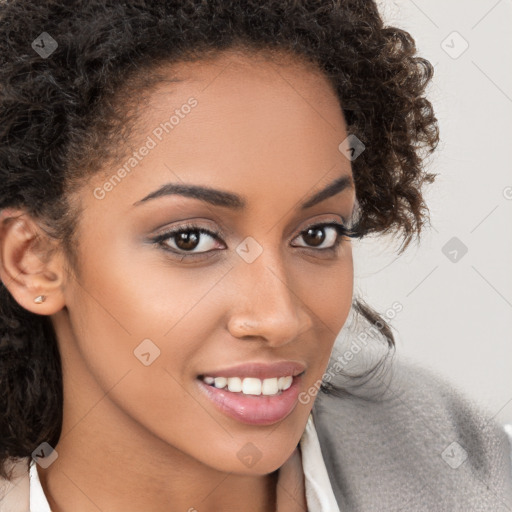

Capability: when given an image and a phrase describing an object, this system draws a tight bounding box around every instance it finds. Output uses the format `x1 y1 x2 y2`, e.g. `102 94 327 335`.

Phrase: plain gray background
347 0 512 425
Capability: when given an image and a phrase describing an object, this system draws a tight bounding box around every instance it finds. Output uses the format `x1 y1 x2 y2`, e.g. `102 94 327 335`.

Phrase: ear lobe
0 209 66 315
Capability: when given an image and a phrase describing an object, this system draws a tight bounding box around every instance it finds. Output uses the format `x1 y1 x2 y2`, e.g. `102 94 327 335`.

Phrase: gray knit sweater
313 354 512 511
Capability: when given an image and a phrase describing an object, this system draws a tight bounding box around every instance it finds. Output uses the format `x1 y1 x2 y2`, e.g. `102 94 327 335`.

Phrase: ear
0 208 67 315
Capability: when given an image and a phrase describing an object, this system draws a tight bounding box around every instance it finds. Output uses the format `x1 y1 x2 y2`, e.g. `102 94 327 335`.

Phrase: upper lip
198 361 306 380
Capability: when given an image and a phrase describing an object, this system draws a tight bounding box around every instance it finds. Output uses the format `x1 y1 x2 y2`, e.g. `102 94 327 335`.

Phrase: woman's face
56 50 355 475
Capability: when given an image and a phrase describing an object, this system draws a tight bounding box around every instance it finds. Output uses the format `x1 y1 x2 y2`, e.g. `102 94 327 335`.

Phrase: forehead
128 48 349 173
84 48 352 221
138 47 344 132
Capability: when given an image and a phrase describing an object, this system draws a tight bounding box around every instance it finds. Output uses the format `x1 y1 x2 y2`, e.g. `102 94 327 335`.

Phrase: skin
0 49 355 511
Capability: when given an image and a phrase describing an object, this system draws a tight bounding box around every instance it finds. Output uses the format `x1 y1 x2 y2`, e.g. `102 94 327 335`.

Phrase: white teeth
227 377 242 392
261 377 278 395
214 377 227 389
202 375 294 395
278 376 293 391
242 377 262 395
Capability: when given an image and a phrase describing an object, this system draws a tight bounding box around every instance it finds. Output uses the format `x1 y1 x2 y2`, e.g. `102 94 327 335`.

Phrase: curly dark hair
0 0 438 480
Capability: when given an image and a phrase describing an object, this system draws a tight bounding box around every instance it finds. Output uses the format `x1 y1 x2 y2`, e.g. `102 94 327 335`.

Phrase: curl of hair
0 0 439 479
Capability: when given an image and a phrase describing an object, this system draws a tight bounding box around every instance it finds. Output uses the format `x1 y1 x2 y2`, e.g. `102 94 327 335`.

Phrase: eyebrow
132 174 354 210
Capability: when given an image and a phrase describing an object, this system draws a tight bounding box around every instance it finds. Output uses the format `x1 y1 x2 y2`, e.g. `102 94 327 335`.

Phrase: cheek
68 248 234 389
65 254 240 464
299 245 354 335
297 248 354 381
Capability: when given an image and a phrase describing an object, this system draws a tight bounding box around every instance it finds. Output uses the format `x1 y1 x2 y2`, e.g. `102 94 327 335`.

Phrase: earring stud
34 295 46 304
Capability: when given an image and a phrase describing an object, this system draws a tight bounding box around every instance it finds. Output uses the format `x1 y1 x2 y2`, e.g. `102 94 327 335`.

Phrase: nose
226 249 313 347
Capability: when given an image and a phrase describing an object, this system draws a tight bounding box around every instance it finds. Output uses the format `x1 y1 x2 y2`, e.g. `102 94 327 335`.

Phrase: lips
195 360 306 425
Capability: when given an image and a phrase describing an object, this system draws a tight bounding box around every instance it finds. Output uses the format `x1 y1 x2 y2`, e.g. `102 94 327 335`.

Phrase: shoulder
0 457 31 510
312 354 512 511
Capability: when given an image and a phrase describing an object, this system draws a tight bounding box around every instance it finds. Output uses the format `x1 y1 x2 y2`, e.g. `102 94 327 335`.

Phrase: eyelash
150 221 353 260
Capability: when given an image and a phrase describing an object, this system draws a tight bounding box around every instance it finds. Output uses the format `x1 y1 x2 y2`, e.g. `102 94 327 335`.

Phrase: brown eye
292 222 347 251
173 230 201 251
152 224 224 256
302 226 327 247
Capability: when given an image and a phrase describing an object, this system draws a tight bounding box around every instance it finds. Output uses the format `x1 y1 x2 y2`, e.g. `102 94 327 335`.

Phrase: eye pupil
176 230 200 250
304 227 325 247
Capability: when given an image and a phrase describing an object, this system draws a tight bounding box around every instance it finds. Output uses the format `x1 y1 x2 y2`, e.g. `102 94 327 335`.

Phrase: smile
200 375 293 396
196 373 304 426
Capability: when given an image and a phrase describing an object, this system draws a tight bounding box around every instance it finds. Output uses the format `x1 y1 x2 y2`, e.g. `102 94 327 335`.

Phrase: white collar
299 413 341 511
26 413 340 512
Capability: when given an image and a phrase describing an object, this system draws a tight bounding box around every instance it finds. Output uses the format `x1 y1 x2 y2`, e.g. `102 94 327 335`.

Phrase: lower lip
196 374 303 426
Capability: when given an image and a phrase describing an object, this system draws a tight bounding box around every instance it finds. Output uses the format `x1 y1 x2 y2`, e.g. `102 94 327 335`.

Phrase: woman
0 1 511 510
